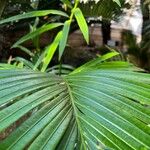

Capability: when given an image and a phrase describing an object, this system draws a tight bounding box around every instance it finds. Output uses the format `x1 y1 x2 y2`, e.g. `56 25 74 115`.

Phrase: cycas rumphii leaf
0 58 150 150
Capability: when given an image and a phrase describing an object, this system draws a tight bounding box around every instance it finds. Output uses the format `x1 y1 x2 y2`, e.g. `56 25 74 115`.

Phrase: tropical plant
0 52 150 149
0 0 150 149
0 0 90 71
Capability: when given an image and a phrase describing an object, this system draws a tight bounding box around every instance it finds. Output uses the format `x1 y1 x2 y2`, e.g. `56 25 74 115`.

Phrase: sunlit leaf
59 20 71 60
42 31 62 72
12 23 63 48
16 45 34 57
73 8 89 44
0 10 68 25
113 0 121 6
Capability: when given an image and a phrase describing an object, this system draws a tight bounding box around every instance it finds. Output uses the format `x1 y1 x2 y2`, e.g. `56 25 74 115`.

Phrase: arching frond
0 58 150 149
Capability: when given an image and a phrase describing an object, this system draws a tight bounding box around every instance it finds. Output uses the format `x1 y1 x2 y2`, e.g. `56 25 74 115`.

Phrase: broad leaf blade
59 20 71 60
72 51 120 74
0 59 150 150
73 8 89 44
42 31 62 72
113 0 121 6
0 10 68 25
66 68 150 149
0 94 69 150
12 23 63 48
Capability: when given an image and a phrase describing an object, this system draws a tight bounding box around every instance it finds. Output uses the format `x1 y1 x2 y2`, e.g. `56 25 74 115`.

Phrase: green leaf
14 57 34 69
72 51 120 74
33 51 46 71
61 0 73 8
0 63 20 69
0 10 68 25
73 8 89 44
59 20 71 60
113 0 121 7
42 31 62 72
12 23 63 48
47 64 74 75
0 57 150 149
16 45 34 57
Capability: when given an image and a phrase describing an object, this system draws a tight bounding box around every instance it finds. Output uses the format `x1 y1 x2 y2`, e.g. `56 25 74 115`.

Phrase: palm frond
79 0 127 20
0 59 150 149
